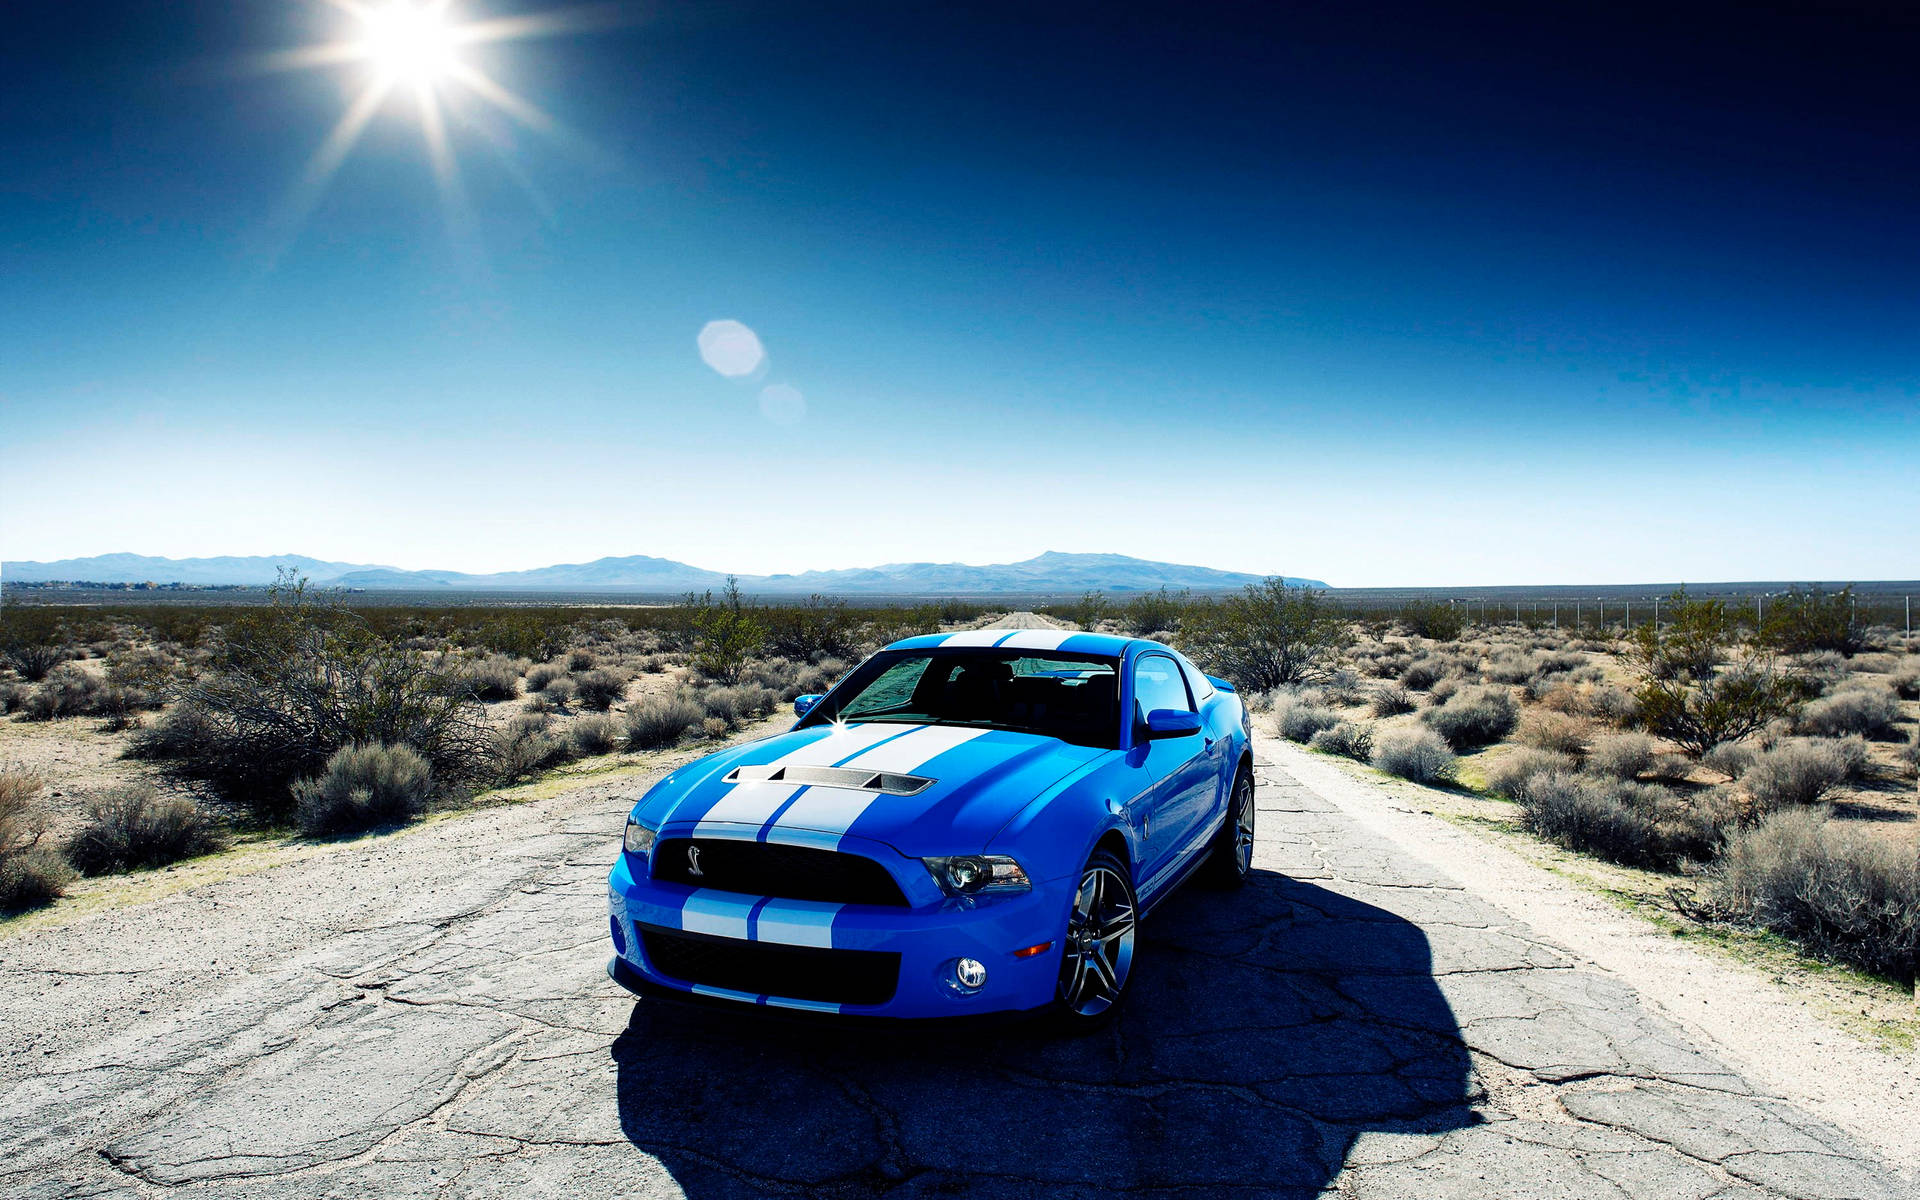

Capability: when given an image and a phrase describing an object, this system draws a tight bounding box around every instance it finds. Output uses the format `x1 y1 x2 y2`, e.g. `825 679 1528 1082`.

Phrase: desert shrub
1308 721 1374 761
20 666 105 721
143 580 490 821
1520 773 1733 870
1706 809 1917 984
1485 650 1545 685
1899 728 1919 778
493 714 574 780
1399 600 1466 641
1274 696 1340 743
1519 711 1590 756
0 768 72 911
1397 660 1443 691
1360 648 1413 680
1796 685 1902 741
1757 585 1864 657
702 716 730 739
1119 588 1190 637
0 626 67 682
292 743 434 835
691 580 768 684
1320 669 1366 707
789 662 840 699
565 648 596 672
1588 685 1638 725
1886 661 1920 700
625 694 705 749
1630 589 1732 682
568 714 625 757
1703 741 1758 779
105 646 182 692
1744 740 1853 811
1587 732 1655 779
66 788 224 875
1428 677 1463 705
1181 580 1352 692
1370 685 1417 717
524 663 565 693
762 595 862 660
0 681 26 715
1371 727 1457 784
1633 659 1795 758
461 655 527 702
1422 686 1518 750
572 669 630 711
1484 749 1576 802
1648 753 1695 782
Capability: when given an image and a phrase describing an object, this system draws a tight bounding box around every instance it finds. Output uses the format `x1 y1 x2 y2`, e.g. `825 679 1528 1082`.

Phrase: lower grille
652 838 910 907
638 924 900 1006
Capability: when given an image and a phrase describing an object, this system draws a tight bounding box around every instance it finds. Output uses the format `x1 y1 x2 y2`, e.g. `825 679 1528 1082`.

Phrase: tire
1202 766 1255 888
1050 849 1139 1033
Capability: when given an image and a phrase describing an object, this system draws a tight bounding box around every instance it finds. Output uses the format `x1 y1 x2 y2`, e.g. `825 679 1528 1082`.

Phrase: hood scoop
723 764 935 796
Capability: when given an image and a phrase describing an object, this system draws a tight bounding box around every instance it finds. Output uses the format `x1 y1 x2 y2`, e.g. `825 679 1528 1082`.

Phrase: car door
1129 653 1214 891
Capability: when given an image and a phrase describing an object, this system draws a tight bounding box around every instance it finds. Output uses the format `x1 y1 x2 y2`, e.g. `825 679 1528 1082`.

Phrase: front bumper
607 849 1068 1018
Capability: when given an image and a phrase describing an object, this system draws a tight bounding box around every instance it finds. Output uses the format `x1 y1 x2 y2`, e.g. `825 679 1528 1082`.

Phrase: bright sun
358 2 460 85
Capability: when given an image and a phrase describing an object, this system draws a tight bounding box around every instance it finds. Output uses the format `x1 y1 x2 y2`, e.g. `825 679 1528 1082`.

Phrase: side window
1132 655 1194 723
1179 656 1215 702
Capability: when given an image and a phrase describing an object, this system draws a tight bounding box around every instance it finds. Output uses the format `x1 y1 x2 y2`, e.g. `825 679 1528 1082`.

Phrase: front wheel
1051 849 1138 1032
1202 767 1255 887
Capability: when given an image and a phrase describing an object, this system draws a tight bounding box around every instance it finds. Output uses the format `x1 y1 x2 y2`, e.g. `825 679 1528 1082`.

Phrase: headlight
923 854 1030 896
623 817 657 857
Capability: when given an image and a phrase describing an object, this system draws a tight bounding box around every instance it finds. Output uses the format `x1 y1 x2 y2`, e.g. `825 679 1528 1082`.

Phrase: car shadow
610 868 1476 1198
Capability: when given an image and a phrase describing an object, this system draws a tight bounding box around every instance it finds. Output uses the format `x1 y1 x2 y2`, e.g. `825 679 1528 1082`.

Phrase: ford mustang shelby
606 629 1253 1028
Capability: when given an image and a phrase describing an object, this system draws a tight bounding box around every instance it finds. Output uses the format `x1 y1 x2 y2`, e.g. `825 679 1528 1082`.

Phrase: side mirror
793 694 825 719
1143 708 1202 739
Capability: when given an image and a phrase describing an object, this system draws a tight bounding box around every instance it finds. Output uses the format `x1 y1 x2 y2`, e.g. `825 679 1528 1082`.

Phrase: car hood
634 721 1108 857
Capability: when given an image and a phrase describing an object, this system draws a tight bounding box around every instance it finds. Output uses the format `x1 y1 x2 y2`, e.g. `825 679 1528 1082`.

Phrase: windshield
799 648 1121 750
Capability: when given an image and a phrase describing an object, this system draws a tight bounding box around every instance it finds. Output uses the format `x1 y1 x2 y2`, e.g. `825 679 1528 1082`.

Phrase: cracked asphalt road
0 743 1911 1199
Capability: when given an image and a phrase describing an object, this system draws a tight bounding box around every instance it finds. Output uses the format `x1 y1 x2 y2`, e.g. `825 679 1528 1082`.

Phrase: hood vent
723 764 935 796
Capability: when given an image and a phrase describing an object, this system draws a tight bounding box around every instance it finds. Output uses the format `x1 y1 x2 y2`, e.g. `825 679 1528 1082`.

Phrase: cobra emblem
686 845 703 877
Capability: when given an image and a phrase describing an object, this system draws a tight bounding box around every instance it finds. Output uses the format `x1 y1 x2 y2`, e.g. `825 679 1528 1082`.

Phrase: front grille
653 838 910 907
638 924 900 1006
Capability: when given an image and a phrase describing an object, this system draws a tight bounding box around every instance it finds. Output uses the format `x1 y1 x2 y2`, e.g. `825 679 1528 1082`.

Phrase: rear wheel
1051 849 1137 1032
1203 767 1255 887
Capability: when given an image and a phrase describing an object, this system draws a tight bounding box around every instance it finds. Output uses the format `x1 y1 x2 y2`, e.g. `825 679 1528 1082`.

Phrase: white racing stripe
679 890 754 939
994 629 1074 651
753 898 841 948
937 629 1008 647
764 724 992 847
692 722 907 833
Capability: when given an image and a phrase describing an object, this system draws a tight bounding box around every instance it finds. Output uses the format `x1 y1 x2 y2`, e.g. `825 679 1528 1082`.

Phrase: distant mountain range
2 551 1325 594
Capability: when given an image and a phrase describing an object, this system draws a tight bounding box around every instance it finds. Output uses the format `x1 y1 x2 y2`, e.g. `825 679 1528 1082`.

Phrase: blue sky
3 1 1915 586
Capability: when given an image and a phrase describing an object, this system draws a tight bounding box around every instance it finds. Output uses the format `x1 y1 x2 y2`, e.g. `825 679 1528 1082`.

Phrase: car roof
881 629 1163 659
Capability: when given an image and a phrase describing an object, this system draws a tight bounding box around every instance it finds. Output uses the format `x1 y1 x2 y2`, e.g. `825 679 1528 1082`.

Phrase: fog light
956 957 987 988
609 914 628 956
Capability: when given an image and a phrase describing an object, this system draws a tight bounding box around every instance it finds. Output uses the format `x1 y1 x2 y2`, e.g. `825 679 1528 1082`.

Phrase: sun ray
454 4 636 47
445 61 558 135
259 76 393 265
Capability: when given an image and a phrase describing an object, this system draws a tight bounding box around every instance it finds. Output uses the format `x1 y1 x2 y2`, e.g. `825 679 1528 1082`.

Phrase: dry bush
1588 685 1638 725
1899 728 1919 779
572 669 630 712
1274 695 1340 743
568 714 625 757
461 656 525 702
625 694 705 749
1181 580 1352 691
1520 773 1734 871
1796 684 1902 741
1 768 72 911
292 743 434 835
1 634 67 682
1321 669 1367 707
1706 810 1918 984
1703 741 1758 779
1370 685 1417 717
702 716 730 739
66 788 224 875
1308 721 1374 761
1534 683 1591 716
493 714 575 780
1744 740 1854 811
20 666 106 721
525 663 566 693
1485 649 1546 685
1397 660 1443 691
0 681 27 715
1519 711 1590 756
565 648 596 672
1484 749 1576 802
700 684 779 729
1890 661 1920 700
1587 732 1655 780
1422 686 1518 750
1371 726 1457 784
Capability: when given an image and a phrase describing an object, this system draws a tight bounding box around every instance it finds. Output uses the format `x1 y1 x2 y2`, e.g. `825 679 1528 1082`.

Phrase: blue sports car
606 629 1253 1029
